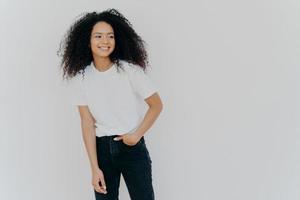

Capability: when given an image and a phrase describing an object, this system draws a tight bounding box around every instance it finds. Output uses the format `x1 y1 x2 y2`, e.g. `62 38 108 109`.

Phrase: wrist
91 165 101 173
132 131 144 140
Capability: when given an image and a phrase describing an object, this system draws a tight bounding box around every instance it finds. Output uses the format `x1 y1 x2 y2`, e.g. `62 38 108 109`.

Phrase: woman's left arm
134 92 163 138
113 92 163 145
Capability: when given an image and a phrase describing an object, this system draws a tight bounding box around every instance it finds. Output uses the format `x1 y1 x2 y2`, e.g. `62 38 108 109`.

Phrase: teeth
99 47 109 50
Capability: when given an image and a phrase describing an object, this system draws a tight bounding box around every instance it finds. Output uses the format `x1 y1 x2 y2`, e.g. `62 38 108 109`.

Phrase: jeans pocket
122 139 141 148
121 137 145 149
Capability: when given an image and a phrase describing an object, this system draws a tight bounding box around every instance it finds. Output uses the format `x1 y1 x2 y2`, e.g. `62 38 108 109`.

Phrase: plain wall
1 0 299 199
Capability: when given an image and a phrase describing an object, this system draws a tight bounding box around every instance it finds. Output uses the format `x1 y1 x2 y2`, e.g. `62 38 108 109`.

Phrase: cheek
111 40 116 49
90 44 97 52
90 40 98 50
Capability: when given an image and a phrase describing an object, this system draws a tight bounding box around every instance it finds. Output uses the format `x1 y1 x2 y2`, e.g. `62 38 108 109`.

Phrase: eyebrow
93 32 114 35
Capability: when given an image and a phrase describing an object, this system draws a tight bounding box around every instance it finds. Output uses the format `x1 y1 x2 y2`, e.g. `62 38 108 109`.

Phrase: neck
93 57 113 71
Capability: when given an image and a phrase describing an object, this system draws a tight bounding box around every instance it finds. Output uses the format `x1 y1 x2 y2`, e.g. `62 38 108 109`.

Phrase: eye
109 35 114 38
95 35 101 38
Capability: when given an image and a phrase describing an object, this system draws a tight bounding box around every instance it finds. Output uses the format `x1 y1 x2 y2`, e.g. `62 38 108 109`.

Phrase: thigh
95 136 121 200
118 138 155 200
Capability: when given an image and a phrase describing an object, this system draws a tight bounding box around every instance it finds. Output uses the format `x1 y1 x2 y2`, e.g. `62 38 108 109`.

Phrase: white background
1 0 299 199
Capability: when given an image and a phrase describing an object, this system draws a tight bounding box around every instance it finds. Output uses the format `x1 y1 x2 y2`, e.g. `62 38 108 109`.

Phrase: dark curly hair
57 8 149 80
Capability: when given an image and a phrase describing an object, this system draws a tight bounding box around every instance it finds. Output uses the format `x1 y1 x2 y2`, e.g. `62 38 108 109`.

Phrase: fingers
99 177 107 194
93 178 107 194
93 182 103 193
113 135 123 141
94 182 107 194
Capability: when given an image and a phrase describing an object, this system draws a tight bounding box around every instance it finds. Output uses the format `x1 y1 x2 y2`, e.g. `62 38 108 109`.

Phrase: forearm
81 122 99 172
134 105 162 138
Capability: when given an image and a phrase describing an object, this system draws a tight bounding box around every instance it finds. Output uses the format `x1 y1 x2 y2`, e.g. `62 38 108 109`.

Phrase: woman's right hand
92 168 107 194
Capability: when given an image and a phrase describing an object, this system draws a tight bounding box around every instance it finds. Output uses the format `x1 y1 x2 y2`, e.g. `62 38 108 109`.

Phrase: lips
98 46 110 51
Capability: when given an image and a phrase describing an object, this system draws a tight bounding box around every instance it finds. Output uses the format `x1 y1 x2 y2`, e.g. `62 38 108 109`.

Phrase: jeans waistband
96 134 145 143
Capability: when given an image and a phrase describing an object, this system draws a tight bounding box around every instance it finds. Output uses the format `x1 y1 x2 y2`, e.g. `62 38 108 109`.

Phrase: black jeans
94 135 155 200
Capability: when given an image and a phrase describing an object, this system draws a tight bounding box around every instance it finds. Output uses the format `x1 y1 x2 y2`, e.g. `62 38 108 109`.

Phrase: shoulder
69 66 92 88
72 64 93 82
118 60 147 75
71 72 86 85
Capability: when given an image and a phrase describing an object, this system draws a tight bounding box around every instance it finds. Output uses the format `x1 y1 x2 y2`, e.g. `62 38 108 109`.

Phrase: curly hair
57 8 149 80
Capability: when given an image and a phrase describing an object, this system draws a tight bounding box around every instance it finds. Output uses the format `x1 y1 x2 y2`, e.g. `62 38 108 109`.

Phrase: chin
97 53 112 58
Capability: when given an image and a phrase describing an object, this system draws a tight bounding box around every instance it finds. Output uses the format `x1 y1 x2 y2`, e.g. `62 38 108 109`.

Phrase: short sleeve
68 75 88 106
128 66 158 99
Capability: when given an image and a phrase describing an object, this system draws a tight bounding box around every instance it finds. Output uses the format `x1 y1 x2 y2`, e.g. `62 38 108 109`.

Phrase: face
90 21 115 58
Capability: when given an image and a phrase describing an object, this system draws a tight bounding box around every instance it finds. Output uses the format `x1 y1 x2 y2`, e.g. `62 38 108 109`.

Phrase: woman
58 9 163 200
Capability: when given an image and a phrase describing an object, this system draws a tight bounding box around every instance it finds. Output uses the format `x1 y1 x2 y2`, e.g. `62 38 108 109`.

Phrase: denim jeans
94 135 155 200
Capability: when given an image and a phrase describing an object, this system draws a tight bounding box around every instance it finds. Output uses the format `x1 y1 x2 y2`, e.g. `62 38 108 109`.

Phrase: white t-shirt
69 60 158 137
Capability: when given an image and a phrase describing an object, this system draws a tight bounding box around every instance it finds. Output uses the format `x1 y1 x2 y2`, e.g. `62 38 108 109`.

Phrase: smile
98 46 110 50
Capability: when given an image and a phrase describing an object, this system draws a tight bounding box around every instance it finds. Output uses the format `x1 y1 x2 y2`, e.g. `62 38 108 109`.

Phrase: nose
101 36 109 44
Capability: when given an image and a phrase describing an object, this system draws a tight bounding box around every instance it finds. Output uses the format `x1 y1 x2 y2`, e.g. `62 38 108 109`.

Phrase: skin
78 21 163 195
90 21 115 71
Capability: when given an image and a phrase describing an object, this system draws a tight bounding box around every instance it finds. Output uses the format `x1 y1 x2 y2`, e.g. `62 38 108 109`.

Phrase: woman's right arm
78 105 99 171
78 106 107 194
